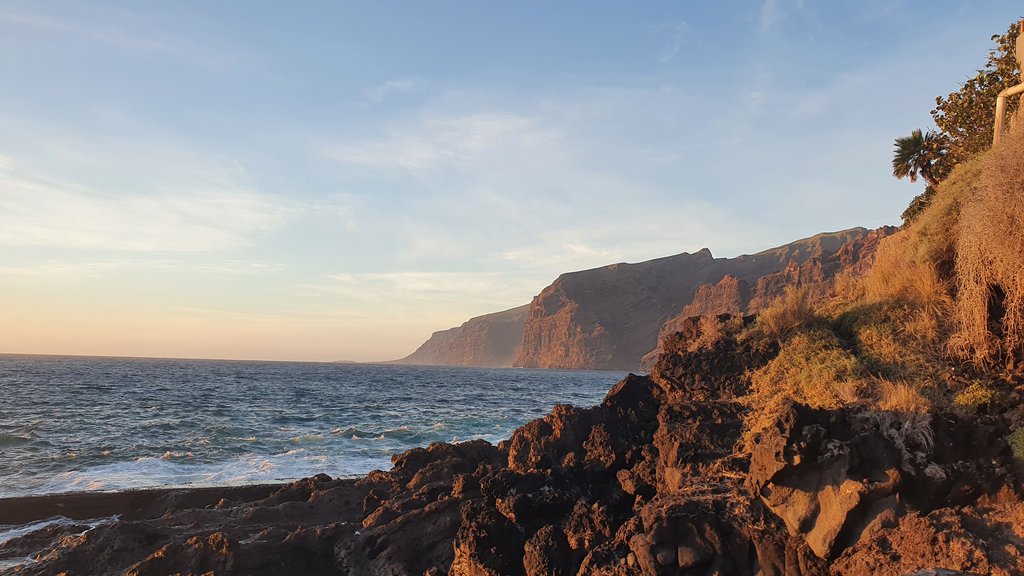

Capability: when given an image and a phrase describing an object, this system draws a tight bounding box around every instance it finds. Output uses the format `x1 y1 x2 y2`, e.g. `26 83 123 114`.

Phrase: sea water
0 354 625 498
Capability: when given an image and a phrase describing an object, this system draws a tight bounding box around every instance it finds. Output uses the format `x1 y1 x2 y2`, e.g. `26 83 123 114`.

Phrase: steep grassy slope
736 122 1024 463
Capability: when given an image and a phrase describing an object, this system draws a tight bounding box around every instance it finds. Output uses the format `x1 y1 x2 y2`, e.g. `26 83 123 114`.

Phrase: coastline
4 314 1024 574
0 483 290 526
2 348 1023 573
0 476 368 575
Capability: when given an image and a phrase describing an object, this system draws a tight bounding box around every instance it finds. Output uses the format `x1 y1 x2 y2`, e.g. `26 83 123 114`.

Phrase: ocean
0 354 626 498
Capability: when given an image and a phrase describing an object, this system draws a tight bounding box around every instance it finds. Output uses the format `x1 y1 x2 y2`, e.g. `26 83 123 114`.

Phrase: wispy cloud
0 5 246 72
653 20 689 63
0 258 287 280
759 0 810 33
0 260 125 279
0 157 289 252
321 96 768 263
364 78 421 103
195 261 288 275
285 270 550 341
308 271 545 304
499 243 619 269
760 0 783 32
326 113 555 175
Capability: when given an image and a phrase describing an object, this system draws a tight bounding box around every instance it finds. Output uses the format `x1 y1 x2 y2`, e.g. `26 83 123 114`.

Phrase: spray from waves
0 516 117 570
0 516 116 546
3 450 391 498
328 424 469 443
0 358 624 498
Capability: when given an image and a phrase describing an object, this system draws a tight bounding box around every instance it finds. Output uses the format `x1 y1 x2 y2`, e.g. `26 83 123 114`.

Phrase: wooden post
994 93 1008 145
994 20 1024 145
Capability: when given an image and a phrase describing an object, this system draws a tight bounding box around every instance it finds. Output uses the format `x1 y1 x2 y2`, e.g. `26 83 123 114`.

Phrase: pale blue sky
0 1 1019 361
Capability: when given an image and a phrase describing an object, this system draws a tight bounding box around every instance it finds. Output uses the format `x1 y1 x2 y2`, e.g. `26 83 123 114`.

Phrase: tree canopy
897 19 1021 224
892 128 946 187
931 21 1021 168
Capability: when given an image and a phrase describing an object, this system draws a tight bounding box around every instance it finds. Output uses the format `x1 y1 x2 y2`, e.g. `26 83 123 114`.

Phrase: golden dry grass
875 377 932 413
904 157 982 269
739 130 1024 446
685 315 742 353
863 233 952 316
952 128 1024 364
755 285 815 341
741 328 864 442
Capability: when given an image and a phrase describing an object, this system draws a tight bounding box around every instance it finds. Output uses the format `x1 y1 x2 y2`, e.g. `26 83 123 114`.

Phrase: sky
0 1 1020 362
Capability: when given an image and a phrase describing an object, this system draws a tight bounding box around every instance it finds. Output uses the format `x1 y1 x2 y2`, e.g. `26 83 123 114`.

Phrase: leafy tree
892 128 947 188
898 19 1021 224
900 185 937 224
931 21 1022 167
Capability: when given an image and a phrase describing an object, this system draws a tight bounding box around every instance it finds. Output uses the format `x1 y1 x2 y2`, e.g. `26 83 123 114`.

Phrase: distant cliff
398 227 893 371
395 304 530 367
513 227 891 371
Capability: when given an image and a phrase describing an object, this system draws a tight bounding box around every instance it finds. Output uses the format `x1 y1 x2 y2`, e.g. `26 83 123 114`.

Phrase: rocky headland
395 305 531 368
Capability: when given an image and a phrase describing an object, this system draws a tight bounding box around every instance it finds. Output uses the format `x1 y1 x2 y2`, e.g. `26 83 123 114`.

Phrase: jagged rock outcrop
515 227 891 371
11 313 1021 575
746 402 1015 561
395 304 530 367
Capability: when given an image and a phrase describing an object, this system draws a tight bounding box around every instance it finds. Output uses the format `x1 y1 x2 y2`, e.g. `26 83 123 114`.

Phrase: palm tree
892 129 947 187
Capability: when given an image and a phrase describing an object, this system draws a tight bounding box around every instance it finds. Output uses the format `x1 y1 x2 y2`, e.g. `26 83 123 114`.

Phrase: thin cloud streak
0 4 246 72
0 161 289 252
364 78 422 103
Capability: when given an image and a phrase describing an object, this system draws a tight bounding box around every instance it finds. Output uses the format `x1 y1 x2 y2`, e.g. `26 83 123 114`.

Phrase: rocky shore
3 316 1022 575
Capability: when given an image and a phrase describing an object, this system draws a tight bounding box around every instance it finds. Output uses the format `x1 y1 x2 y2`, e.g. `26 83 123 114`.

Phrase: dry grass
854 318 904 370
755 285 816 341
863 233 952 316
749 329 862 410
741 328 864 442
831 268 867 305
902 308 943 345
952 128 1024 365
685 315 742 353
738 130 1024 443
831 301 944 386
875 378 932 413
903 154 983 270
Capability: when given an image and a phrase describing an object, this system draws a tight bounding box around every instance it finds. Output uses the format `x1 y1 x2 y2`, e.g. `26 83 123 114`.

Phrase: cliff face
514 227 890 371
396 304 530 367
396 227 893 371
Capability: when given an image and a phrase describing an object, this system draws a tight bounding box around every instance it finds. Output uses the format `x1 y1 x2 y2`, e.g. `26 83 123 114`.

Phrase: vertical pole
994 94 1007 146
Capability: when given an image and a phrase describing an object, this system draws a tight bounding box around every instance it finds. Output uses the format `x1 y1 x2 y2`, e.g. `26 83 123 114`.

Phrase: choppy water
0 355 624 498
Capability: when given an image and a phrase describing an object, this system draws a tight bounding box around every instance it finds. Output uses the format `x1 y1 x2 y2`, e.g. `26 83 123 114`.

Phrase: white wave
0 515 115 546
4 450 392 498
0 514 117 569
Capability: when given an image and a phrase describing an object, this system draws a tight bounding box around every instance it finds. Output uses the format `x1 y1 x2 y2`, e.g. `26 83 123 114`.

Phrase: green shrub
742 328 864 445
953 382 995 408
1008 428 1024 462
